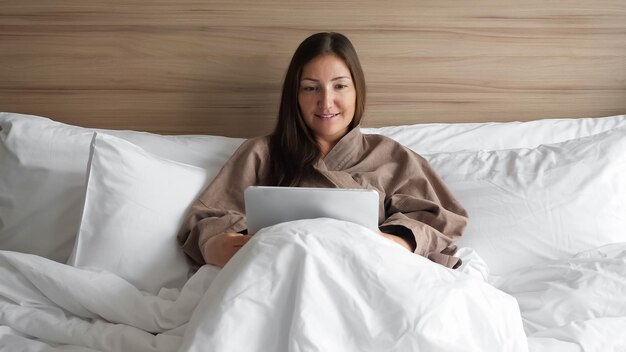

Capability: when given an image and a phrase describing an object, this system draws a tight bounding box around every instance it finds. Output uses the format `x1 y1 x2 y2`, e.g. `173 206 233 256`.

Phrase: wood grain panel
0 0 624 137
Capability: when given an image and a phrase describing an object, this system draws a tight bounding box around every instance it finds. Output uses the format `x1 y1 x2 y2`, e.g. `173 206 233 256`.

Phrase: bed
1 1 626 351
1 112 626 351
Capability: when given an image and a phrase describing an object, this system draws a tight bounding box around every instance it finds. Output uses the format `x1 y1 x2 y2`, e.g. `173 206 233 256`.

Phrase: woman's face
298 54 356 150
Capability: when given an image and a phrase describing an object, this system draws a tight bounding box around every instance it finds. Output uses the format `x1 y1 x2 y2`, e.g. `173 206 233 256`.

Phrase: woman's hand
202 232 252 268
379 232 413 252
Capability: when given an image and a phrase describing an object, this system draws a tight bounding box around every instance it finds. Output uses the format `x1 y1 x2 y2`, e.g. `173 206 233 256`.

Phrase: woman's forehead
301 55 352 81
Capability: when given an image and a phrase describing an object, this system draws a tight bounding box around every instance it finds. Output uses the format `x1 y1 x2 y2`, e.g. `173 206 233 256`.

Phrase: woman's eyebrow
301 76 352 82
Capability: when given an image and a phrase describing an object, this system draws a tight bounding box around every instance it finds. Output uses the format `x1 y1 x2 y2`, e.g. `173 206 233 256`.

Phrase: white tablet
244 186 380 234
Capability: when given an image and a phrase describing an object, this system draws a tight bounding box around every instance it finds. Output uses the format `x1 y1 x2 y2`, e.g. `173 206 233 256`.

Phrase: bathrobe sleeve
318 130 468 269
376 144 468 269
176 137 270 265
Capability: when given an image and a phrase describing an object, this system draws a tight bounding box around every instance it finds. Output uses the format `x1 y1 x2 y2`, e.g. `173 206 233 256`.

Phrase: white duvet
1 219 624 351
500 243 626 352
0 219 525 351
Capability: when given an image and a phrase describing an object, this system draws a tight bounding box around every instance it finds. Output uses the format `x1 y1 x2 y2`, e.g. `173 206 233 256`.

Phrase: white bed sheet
498 243 626 352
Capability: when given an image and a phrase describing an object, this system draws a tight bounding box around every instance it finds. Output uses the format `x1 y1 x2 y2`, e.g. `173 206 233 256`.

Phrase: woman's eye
336 84 348 89
302 86 317 92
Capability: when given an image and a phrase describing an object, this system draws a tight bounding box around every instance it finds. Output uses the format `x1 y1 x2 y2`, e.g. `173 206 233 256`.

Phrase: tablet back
244 186 379 234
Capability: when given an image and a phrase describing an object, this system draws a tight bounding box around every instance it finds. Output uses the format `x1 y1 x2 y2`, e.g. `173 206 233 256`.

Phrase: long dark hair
268 32 366 186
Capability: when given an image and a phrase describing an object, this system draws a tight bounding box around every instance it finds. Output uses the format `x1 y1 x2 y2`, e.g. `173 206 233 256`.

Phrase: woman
177 32 467 269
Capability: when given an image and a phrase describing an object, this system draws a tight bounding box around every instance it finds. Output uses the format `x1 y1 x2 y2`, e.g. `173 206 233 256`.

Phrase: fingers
229 233 252 247
203 232 252 267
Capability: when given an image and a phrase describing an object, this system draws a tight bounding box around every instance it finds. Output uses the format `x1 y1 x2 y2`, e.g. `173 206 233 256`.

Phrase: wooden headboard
1 1 624 137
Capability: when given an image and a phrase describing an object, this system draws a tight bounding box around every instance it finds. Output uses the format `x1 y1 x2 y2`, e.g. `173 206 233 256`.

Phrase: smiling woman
177 32 469 270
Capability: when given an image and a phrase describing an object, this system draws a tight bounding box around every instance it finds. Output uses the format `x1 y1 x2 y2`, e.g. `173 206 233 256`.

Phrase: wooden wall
1 1 625 137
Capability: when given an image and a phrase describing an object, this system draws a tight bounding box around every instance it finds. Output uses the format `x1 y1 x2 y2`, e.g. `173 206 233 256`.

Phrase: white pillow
68 133 211 293
363 114 626 153
0 113 243 262
425 125 626 276
1 111 624 262
0 115 95 262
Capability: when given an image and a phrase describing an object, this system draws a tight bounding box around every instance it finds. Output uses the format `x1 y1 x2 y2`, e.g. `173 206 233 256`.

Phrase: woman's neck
318 140 336 159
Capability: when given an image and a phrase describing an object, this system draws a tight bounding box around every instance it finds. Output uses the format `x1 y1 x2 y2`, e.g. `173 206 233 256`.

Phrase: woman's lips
315 113 339 119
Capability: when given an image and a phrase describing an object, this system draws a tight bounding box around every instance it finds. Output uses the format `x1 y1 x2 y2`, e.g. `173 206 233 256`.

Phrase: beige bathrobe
177 127 468 269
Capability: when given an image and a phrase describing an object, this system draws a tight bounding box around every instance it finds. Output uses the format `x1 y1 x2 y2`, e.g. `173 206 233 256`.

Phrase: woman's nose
318 90 334 109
